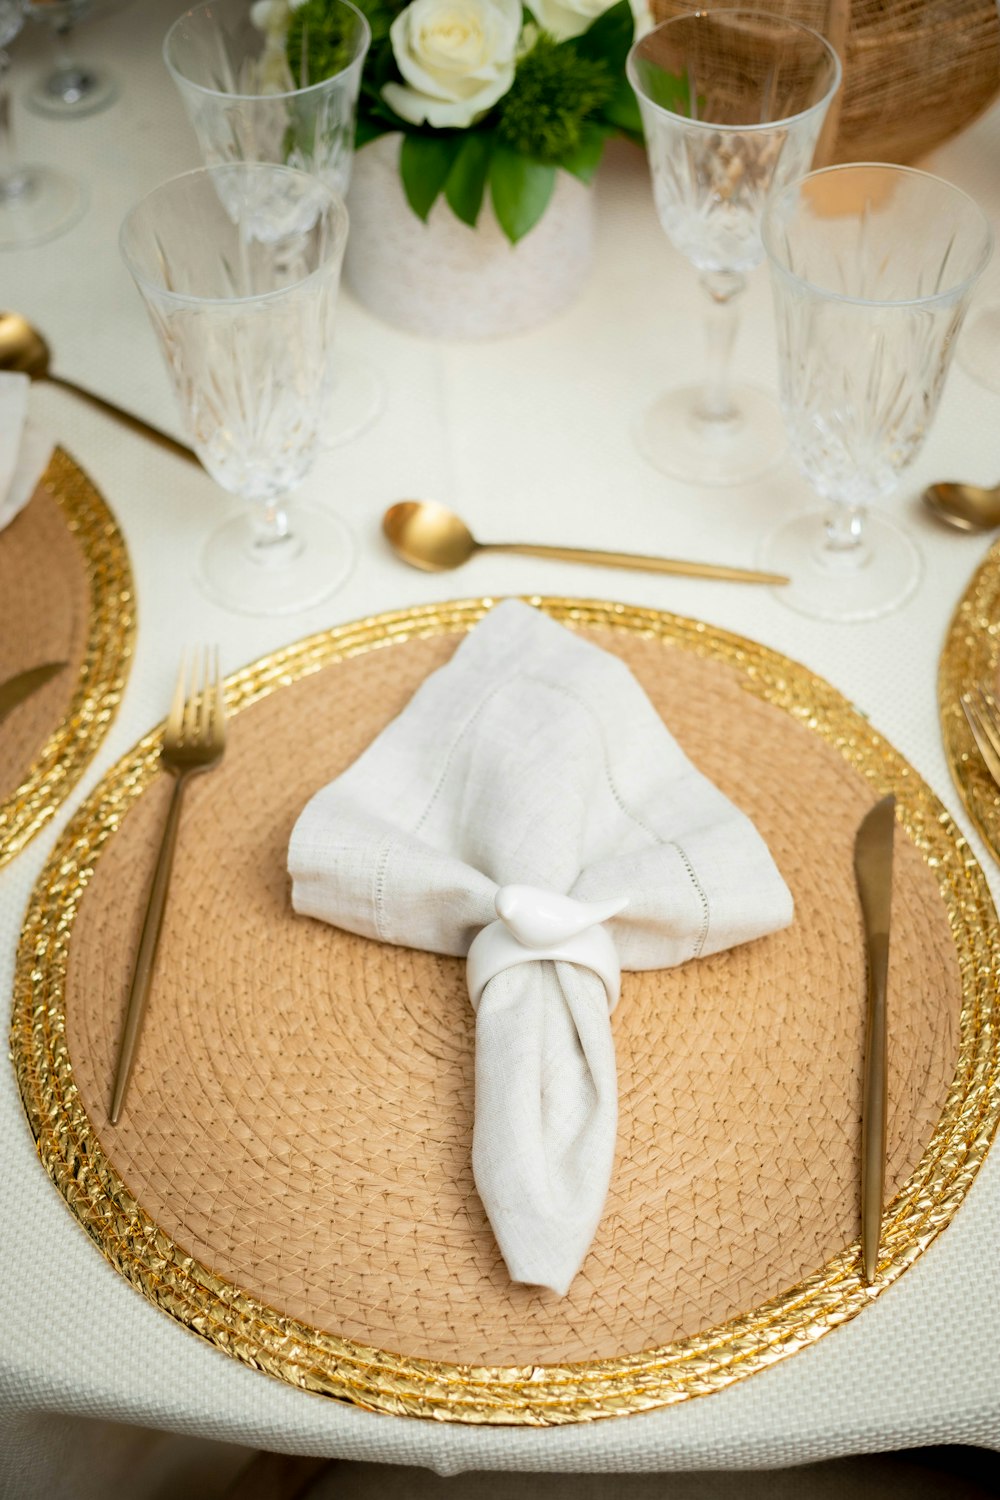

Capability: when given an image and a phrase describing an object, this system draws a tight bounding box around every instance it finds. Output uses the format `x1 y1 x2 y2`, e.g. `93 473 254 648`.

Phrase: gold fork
110 648 226 1125
961 683 1000 789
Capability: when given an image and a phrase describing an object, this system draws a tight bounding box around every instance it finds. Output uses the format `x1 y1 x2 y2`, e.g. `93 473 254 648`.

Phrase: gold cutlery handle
861 928 889 1284
110 773 189 1124
487 541 789 586
45 372 200 467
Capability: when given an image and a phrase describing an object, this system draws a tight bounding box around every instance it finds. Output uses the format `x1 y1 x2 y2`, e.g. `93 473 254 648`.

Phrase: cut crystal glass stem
695 269 745 425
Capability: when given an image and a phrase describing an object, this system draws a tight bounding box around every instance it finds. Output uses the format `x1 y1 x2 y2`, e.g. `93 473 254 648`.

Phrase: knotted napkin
288 600 793 1295
0 372 51 532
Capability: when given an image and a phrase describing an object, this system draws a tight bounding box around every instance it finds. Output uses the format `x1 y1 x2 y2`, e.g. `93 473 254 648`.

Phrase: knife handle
860 930 889 1284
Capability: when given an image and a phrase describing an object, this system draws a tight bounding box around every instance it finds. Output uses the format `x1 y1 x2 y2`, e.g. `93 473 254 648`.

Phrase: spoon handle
45 373 200 467
486 541 788 586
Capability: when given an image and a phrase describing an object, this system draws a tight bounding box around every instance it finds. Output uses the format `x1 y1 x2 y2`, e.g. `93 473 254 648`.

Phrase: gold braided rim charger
12 597 1000 1425
0 446 135 866
939 535 1000 863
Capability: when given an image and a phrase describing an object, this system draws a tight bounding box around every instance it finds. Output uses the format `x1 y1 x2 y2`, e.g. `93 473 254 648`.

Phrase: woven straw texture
12 600 998 1423
649 0 1000 165
0 448 134 866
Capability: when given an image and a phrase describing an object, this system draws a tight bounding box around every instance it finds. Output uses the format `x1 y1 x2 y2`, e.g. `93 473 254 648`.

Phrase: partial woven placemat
12 600 1000 1423
0 447 135 865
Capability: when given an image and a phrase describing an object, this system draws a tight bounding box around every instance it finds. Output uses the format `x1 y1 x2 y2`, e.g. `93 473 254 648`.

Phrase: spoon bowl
922 479 1000 532
0 312 52 378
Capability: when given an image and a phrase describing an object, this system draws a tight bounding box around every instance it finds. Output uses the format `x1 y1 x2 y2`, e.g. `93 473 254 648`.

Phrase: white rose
383 0 522 129
530 0 649 42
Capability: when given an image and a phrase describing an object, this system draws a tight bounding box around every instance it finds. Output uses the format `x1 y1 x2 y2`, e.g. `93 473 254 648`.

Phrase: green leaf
444 132 493 227
559 122 608 183
602 75 643 137
489 147 556 244
399 133 463 222
572 0 634 72
355 115 396 149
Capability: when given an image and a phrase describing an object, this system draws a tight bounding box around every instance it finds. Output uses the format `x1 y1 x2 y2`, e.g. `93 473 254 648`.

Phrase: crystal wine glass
120 163 353 616
0 0 84 246
626 9 841 486
164 0 381 448
760 163 992 622
22 0 118 117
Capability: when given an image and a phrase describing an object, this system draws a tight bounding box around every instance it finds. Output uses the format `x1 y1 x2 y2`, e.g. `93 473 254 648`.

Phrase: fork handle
110 772 189 1125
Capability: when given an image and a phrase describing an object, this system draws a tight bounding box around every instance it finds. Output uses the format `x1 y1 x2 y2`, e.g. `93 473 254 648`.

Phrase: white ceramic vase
344 133 596 339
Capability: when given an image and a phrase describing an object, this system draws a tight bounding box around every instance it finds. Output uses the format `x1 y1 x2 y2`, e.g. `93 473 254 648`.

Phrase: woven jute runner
0 481 88 803
61 615 962 1373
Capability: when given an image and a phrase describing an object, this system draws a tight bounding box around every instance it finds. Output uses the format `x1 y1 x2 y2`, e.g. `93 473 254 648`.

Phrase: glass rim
761 162 994 309
625 8 842 134
163 0 372 102
119 163 350 309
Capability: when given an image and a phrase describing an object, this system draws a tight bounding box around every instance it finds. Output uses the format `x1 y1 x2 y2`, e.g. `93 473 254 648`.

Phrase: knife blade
854 793 895 1286
0 661 67 728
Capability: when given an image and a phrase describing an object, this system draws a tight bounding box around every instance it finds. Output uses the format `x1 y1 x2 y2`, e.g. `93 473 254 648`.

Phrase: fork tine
198 646 214 743
167 651 188 740
211 645 226 744
182 652 199 743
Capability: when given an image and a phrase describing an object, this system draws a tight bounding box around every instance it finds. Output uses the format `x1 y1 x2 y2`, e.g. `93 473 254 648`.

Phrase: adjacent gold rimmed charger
12 598 1000 1424
939 535 1000 862
0 447 135 865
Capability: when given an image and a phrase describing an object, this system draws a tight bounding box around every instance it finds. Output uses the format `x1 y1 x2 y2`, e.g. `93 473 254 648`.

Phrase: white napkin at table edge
0 371 53 531
288 599 794 1296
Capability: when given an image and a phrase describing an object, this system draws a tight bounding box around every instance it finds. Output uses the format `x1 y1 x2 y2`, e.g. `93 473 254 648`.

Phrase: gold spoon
383 500 789 585
0 311 198 466
922 478 1000 532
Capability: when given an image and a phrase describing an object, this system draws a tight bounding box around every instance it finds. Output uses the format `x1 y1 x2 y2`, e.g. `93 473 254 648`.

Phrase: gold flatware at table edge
854 793 895 1286
0 311 199 468
922 478 1000 532
961 685 1000 785
0 660 67 727
110 648 226 1125
383 500 790 586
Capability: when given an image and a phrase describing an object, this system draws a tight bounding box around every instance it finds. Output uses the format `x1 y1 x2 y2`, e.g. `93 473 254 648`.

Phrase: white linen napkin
288 600 794 1295
0 372 52 530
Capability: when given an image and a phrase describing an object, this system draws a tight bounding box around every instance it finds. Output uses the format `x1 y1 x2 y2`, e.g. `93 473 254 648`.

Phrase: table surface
3 0 1000 1487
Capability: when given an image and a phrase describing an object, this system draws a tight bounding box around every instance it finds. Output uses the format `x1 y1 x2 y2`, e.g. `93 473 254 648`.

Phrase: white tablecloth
2 4 1000 1493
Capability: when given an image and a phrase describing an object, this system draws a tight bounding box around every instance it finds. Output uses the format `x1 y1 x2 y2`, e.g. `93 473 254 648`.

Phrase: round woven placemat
0 447 135 866
12 599 1000 1424
939 537 1000 865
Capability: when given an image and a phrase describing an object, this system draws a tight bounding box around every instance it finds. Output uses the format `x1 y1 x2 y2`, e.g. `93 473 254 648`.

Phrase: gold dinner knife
854 793 895 1286
0 661 66 727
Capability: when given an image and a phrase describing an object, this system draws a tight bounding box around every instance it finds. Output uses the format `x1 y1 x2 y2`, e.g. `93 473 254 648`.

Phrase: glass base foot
635 384 786 487
322 352 384 448
197 506 355 616
0 166 86 249
957 305 1000 394
762 510 923 622
28 64 119 118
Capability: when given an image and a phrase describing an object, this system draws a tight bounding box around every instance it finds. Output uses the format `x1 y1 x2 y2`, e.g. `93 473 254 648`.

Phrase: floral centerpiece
253 0 644 243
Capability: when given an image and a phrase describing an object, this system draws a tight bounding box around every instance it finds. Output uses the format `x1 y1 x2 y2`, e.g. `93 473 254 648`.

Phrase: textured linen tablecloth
2 4 1000 1493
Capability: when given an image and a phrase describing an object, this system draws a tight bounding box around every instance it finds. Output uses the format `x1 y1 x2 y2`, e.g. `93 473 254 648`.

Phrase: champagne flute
627 10 841 486
760 163 992 622
120 163 353 615
164 0 381 448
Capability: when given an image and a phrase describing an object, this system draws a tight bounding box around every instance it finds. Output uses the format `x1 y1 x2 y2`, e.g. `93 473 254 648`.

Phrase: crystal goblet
627 9 841 486
164 0 380 447
120 163 352 616
760 163 992 622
